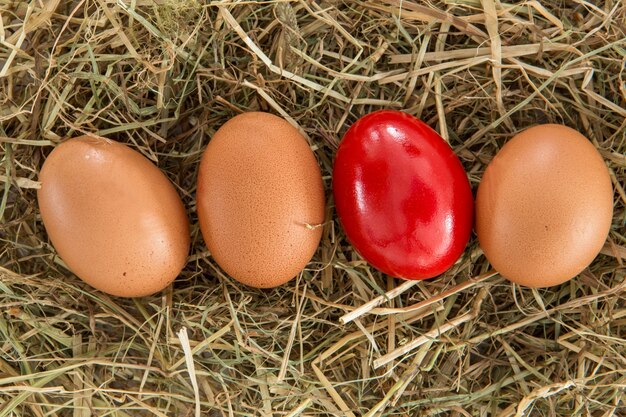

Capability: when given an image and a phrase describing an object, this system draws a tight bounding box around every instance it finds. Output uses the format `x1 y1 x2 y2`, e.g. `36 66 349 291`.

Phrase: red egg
332 110 473 279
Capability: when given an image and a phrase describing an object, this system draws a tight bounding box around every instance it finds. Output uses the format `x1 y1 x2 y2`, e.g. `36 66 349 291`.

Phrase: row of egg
37 111 613 297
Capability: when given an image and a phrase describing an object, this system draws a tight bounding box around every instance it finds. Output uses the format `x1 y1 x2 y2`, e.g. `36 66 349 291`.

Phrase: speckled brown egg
37 136 190 297
197 112 325 288
476 124 613 288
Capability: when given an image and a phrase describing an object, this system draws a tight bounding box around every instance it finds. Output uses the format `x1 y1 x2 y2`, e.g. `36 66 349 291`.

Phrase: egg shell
476 124 613 288
37 136 190 297
332 110 474 280
196 112 325 288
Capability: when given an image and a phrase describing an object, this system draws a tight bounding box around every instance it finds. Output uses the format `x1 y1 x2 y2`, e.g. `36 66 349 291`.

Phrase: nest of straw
1 1 625 416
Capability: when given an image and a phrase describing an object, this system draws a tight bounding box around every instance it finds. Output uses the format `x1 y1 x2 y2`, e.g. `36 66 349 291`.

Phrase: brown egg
476 124 613 287
197 112 325 288
38 136 190 297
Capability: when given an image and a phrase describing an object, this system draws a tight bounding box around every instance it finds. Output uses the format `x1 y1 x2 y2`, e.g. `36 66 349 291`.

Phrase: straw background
1 1 625 416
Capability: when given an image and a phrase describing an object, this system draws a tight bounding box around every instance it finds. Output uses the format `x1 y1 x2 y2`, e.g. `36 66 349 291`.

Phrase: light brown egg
476 124 613 288
197 112 325 288
38 136 190 297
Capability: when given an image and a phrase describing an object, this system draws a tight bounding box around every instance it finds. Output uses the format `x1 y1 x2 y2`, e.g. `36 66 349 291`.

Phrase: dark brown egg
197 112 325 288
476 124 613 287
38 136 190 297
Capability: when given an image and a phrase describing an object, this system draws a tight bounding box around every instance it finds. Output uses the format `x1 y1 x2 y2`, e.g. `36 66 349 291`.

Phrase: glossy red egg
332 110 473 279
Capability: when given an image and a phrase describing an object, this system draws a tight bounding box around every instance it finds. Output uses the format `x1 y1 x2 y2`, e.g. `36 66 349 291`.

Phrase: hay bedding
0 0 625 416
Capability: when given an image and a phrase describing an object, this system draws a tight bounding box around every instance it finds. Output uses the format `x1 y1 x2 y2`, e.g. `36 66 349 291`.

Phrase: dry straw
0 0 625 416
